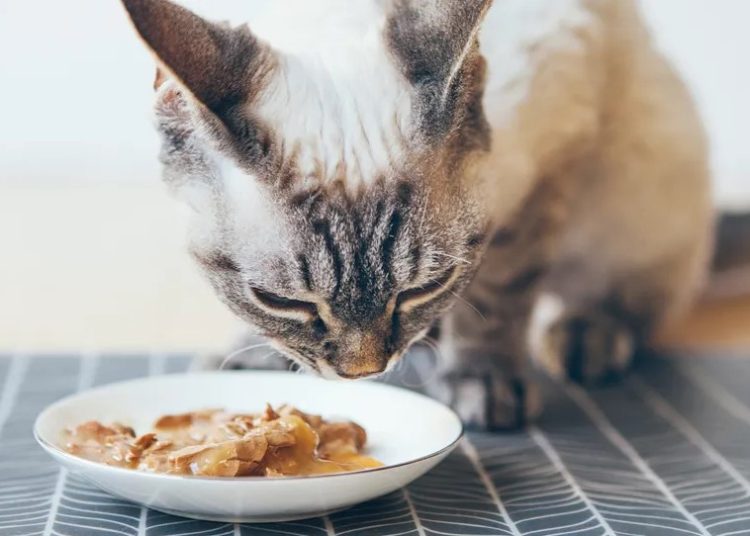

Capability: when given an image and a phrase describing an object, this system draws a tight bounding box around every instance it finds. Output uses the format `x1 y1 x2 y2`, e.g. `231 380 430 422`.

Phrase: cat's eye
249 287 318 319
396 267 459 312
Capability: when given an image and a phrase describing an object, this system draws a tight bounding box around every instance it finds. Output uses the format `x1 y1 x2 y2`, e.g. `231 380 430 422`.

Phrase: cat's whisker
218 342 272 370
419 337 448 385
431 251 472 266
295 359 317 375
428 277 487 322
422 336 442 357
399 337 444 389
284 348 319 375
387 352 407 379
250 350 280 367
421 337 446 368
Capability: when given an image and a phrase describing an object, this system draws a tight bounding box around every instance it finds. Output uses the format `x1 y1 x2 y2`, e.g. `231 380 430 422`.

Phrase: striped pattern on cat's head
122 0 493 378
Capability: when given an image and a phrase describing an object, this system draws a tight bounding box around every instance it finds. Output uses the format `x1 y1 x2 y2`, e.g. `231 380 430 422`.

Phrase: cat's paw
536 311 634 384
428 372 542 431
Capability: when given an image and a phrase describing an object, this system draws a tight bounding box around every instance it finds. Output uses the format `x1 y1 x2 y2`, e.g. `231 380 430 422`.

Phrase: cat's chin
313 360 387 382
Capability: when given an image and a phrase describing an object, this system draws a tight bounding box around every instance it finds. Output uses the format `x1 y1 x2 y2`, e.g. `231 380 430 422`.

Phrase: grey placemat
1 352 749 535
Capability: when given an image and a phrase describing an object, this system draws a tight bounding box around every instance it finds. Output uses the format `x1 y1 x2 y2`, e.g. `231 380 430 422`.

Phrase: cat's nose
336 332 388 378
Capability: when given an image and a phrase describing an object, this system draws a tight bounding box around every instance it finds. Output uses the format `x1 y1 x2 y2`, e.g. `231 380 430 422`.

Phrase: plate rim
34 370 464 483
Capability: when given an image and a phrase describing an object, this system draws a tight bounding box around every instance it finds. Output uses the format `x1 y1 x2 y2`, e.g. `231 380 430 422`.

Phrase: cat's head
122 0 493 378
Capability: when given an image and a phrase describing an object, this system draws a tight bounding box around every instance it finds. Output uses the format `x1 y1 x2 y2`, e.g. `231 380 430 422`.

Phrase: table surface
2 353 750 536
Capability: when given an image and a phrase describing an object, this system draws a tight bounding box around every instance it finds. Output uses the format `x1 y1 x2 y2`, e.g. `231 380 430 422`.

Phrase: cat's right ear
386 0 493 139
120 0 277 122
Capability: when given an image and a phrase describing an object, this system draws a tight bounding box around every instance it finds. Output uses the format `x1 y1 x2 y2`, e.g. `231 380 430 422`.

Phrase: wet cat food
63 405 382 477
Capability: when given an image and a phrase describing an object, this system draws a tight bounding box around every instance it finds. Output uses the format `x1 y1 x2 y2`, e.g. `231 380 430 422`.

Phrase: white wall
1 0 748 205
0 0 157 183
639 0 750 211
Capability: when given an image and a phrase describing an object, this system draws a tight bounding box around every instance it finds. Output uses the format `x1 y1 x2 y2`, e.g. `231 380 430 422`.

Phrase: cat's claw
539 312 634 384
429 372 542 431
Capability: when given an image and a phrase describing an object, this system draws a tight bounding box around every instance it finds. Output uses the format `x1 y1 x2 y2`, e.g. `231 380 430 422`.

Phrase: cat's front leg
428 230 550 430
431 273 544 430
428 182 570 430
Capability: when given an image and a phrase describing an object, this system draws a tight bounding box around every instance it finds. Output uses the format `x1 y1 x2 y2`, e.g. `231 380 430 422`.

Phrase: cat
120 0 712 429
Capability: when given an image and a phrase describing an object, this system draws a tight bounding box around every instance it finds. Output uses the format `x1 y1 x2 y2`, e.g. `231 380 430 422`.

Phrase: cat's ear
386 0 492 136
121 0 276 120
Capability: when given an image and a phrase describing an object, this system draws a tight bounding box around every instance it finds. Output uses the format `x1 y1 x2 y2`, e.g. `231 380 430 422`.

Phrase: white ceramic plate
34 371 462 522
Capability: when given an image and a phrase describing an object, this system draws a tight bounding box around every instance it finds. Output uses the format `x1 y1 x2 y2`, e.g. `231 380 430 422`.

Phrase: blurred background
1 0 749 353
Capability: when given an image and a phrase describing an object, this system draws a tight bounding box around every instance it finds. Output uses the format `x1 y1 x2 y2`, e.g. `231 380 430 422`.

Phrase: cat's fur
122 0 712 428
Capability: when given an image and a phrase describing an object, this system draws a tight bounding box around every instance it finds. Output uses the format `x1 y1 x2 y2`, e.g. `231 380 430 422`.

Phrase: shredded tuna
64 405 381 477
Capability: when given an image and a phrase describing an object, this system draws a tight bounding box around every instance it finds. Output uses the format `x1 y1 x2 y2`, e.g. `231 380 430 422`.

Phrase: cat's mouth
315 357 398 381
270 328 429 381
334 371 379 380
312 328 430 381
265 344 388 380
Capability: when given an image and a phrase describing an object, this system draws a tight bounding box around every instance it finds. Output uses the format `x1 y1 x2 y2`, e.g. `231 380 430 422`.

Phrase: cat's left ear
386 0 493 137
121 0 277 122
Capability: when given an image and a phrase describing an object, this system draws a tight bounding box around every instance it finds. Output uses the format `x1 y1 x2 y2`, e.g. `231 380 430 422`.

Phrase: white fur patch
220 162 281 250
527 292 566 377
186 153 288 273
480 0 599 127
247 0 414 193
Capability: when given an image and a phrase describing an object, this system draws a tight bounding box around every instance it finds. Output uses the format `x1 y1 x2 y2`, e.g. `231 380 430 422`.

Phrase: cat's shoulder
480 0 621 63
480 0 634 125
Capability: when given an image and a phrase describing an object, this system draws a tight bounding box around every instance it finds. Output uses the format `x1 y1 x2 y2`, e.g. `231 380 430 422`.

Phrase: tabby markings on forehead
311 218 345 299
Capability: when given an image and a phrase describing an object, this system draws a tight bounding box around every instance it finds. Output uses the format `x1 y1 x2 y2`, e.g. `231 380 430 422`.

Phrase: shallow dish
34 371 462 522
